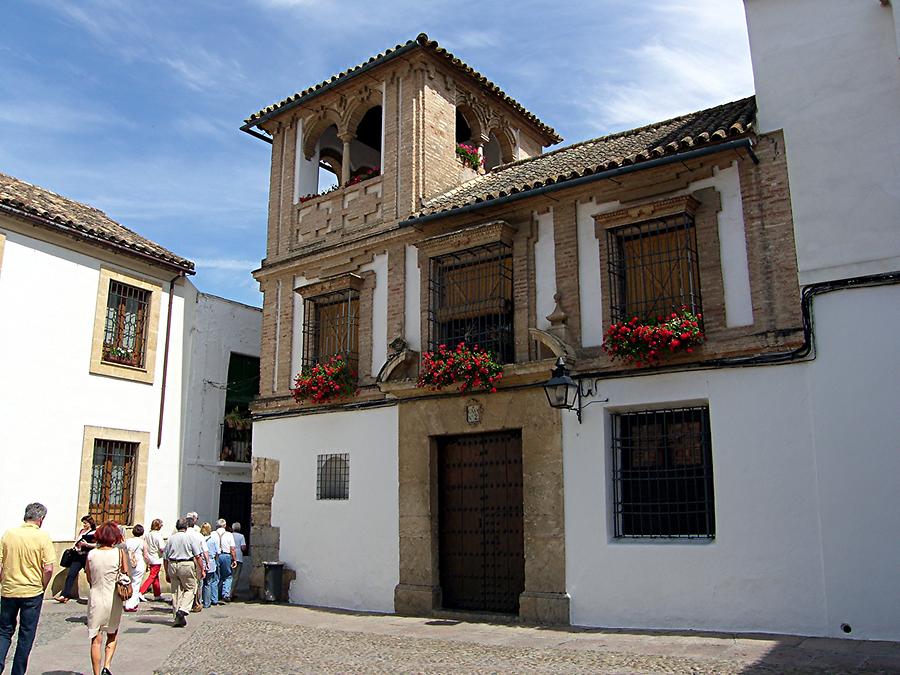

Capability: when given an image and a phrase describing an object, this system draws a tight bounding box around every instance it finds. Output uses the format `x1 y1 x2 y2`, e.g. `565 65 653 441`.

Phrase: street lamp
542 356 607 423
543 357 578 410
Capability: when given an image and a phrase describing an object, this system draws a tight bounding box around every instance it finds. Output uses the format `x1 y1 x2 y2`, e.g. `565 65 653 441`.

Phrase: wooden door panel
438 430 523 614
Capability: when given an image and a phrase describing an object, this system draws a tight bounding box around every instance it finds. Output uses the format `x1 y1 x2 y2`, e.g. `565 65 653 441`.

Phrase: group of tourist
166 512 247 627
0 502 247 675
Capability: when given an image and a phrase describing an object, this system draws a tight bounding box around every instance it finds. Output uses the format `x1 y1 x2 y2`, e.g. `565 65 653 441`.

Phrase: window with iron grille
89 439 137 524
102 280 150 368
302 290 359 370
611 407 715 539
607 213 702 324
317 453 349 500
427 242 514 363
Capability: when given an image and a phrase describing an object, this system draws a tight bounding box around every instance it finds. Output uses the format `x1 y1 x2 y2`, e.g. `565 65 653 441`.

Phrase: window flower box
603 308 705 367
417 342 503 393
292 354 358 404
456 143 482 171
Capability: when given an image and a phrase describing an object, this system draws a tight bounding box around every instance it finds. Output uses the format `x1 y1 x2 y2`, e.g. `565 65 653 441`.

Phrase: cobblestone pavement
154 617 872 675
12 598 900 674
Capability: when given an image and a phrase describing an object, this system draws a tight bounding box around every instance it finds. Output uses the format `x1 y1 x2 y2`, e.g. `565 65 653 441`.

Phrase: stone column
339 132 355 185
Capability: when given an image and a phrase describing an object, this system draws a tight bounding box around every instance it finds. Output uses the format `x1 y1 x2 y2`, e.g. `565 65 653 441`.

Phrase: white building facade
245 2 899 642
0 175 263 600
180 292 261 532
0 173 195 553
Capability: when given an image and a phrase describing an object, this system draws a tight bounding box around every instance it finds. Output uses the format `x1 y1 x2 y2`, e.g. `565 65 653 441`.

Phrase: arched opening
347 105 382 185
482 129 515 171
455 107 481 171
298 123 341 201
456 109 473 144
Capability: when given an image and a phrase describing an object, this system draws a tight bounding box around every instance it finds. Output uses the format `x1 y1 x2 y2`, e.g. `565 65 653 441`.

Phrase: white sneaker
138 593 148 602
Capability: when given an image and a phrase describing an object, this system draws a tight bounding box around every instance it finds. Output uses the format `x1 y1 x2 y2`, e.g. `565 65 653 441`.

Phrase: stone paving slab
10 598 900 674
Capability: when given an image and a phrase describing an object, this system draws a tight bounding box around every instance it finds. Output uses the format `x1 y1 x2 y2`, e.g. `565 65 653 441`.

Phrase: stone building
244 1 900 641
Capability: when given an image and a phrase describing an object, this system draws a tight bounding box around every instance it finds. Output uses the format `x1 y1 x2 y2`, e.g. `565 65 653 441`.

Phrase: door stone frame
395 388 569 623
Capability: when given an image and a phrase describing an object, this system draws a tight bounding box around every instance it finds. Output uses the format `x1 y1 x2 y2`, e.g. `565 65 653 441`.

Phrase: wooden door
438 430 524 614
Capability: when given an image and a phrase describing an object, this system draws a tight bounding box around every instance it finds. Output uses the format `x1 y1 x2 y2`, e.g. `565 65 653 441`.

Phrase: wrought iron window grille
611 406 715 539
89 439 138 524
427 241 514 363
317 453 349 500
301 289 360 371
102 280 150 368
607 213 702 325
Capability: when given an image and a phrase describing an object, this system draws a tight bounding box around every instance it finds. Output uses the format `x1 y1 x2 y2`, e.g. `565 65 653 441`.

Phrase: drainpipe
157 273 184 448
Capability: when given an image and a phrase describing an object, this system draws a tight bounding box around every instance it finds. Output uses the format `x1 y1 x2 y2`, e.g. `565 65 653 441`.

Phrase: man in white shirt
163 518 204 627
184 513 208 612
230 522 248 599
214 519 237 601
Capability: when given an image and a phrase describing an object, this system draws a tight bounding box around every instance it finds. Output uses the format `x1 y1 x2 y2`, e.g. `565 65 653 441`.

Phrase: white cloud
39 0 247 93
583 0 754 133
192 258 260 271
442 30 502 51
252 0 329 7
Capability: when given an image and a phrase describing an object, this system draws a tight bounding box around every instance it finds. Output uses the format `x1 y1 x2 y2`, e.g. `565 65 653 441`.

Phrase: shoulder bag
116 548 134 602
60 547 76 568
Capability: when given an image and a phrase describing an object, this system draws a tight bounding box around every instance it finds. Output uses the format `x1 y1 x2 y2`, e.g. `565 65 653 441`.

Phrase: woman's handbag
60 547 76 568
116 548 134 602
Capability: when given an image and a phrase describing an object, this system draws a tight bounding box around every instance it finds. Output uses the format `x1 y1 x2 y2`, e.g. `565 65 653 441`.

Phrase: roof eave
402 137 758 228
0 202 195 275
240 41 420 138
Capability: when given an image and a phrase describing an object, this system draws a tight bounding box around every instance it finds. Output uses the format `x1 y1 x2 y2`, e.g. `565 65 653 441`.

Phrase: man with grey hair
163 518 204 627
230 522 247 599
0 503 56 674
183 513 207 613
213 519 237 602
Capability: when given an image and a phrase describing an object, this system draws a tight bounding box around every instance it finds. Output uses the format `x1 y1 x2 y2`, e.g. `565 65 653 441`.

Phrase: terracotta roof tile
0 172 194 272
415 96 756 219
244 33 561 144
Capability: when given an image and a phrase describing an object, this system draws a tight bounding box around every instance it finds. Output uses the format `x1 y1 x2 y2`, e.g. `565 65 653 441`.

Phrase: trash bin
262 561 284 602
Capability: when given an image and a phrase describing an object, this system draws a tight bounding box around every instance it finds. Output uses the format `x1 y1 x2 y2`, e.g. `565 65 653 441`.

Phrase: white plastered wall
404 245 421 351
745 0 900 283
0 226 187 542
533 209 556 329
253 406 399 612
179 293 261 524
360 253 388 376
564 284 900 641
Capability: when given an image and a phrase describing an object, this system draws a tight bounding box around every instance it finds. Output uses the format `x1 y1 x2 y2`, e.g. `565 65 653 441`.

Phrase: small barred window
611 406 715 539
103 280 150 368
90 439 138 524
317 453 349 500
428 242 514 363
607 213 702 324
302 290 359 371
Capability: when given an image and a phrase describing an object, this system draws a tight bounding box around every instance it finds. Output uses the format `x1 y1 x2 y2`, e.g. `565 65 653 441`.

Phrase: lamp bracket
574 376 608 423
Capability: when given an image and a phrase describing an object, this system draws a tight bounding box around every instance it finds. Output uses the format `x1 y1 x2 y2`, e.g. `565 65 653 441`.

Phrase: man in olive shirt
0 502 56 675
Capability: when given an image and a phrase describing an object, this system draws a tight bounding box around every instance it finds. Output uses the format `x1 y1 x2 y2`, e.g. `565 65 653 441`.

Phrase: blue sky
0 0 753 307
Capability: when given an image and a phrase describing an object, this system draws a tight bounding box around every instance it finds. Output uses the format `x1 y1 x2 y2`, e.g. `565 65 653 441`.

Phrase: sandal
54 596 69 604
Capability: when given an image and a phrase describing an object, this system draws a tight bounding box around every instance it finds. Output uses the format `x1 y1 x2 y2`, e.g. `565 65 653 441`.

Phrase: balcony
294 176 383 249
221 416 252 463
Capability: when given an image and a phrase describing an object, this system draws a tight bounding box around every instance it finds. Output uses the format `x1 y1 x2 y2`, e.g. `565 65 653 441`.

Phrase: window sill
610 537 716 545
89 357 154 384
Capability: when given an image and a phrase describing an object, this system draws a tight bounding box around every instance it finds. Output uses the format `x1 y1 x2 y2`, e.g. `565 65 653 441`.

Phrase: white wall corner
578 198 618 347
404 245 421 352
533 209 557 329
361 254 388 376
